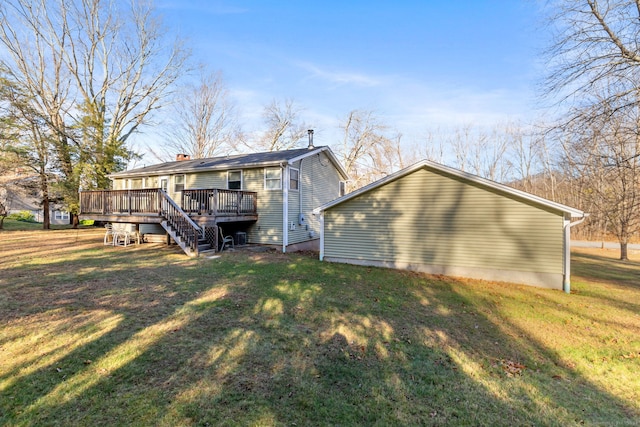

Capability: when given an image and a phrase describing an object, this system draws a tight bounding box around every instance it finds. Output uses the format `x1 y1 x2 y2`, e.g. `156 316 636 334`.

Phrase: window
174 175 185 192
54 210 69 221
265 167 282 190
289 168 299 191
228 170 242 190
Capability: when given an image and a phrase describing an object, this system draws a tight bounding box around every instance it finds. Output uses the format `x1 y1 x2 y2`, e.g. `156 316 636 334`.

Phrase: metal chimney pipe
307 129 314 149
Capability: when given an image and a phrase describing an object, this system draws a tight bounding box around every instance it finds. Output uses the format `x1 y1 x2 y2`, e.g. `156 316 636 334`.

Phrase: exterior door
159 176 168 192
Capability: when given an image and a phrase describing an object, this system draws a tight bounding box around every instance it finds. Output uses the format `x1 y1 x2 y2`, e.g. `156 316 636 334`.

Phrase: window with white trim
228 170 242 190
265 167 282 190
174 174 185 192
289 168 299 191
54 210 70 221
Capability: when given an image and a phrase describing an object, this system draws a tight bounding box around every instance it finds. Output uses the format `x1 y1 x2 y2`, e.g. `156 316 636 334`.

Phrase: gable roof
315 159 586 218
110 146 349 179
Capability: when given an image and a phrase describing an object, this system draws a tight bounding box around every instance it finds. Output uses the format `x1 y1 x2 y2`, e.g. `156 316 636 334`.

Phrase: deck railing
160 190 202 255
181 189 257 216
80 188 257 217
80 189 162 215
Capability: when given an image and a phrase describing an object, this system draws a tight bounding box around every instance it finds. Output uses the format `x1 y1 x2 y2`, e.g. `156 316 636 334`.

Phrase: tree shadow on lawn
1 246 638 425
571 251 640 314
572 251 640 287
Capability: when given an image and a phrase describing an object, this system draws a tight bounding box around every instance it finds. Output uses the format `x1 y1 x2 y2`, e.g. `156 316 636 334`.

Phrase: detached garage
315 160 586 292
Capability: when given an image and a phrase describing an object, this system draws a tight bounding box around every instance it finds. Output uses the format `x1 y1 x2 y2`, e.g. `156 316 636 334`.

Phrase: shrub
7 210 37 222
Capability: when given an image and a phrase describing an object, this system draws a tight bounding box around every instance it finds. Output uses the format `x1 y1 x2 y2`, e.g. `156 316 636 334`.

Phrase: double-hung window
265 167 282 190
228 170 242 190
289 168 299 191
174 174 185 192
54 210 69 221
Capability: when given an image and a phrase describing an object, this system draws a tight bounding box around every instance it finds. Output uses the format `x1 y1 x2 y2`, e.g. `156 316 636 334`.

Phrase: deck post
102 191 106 215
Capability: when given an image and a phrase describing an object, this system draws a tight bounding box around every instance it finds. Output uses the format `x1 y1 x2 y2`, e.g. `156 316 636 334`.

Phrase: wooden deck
79 188 258 224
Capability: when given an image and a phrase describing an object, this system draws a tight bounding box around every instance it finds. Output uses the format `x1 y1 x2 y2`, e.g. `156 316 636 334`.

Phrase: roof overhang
109 146 350 181
286 146 350 180
314 159 586 219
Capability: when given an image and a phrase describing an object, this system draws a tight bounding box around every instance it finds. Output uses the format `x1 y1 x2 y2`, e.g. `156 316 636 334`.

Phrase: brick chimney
176 153 191 161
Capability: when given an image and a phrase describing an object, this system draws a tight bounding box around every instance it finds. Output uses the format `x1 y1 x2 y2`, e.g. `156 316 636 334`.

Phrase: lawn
1 226 639 426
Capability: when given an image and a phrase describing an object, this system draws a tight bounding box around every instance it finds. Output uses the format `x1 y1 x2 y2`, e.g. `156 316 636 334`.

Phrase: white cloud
294 61 382 87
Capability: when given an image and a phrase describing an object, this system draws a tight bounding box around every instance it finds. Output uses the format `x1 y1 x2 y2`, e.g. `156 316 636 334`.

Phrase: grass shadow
1 231 639 425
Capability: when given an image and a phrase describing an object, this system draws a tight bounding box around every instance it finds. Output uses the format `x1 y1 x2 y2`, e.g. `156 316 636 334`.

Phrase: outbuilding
314 160 586 292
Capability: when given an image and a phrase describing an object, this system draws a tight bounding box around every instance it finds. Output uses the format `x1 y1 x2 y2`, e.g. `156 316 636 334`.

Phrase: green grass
0 228 639 426
0 218 80 231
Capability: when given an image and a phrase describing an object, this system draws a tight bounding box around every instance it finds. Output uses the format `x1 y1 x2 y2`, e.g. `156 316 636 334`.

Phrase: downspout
563 213 588 293
319 211 325 261
282 163 288 253
299 156 304 221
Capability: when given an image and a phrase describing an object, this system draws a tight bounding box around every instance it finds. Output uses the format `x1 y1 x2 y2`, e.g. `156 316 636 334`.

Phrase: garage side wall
323 168 565 289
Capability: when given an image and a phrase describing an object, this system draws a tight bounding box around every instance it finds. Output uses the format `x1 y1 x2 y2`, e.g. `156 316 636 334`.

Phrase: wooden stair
159 191 208 257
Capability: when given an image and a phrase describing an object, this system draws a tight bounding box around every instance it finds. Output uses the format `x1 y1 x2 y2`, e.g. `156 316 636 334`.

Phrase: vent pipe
307 129 314 149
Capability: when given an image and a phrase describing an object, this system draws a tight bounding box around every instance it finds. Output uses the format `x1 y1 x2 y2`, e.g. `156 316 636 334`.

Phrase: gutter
563 213 589 294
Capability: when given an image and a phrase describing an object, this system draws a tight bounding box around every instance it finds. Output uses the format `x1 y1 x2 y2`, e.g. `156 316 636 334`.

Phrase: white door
159 176 169 192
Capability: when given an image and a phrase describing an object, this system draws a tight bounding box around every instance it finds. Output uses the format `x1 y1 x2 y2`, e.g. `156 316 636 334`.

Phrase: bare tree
337 110 390 191
0 0 187 225
541 0 640 255
544 1 640 111
561 98 640 260
421 123 511 182
420 128 448 164
256 99 309 151
161 71 239 159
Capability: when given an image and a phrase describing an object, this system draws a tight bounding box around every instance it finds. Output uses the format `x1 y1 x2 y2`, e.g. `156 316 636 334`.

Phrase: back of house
87 145 348 253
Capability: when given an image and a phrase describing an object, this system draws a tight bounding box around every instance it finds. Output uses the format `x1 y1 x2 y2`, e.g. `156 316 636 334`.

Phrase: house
314 160 587 293
2 175 70 225
79 145 349 256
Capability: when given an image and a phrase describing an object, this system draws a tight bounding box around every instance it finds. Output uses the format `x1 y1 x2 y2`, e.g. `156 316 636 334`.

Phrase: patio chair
112 223 132 247
104 223 115 245
218 226 234 251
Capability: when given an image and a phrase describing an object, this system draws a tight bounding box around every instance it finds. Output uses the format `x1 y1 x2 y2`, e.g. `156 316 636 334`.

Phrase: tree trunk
620 241 629 261
72 213 79 229
42 197 50 230
0 215 4 230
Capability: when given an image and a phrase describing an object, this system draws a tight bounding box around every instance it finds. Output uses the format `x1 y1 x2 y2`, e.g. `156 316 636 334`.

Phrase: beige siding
188 171 227 189
288 152 343 245
145 176 159 188
245 167 283 245
324 167 564 275
112 178 125 190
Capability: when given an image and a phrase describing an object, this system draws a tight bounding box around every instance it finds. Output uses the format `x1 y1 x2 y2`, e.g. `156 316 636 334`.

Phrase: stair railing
159 190 203 255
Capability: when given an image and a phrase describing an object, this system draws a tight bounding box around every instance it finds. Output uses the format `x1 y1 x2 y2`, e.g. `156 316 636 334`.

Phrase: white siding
288 152 343 245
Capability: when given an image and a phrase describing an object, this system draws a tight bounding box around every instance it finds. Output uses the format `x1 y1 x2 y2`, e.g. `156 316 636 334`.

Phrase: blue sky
154 0 547 151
